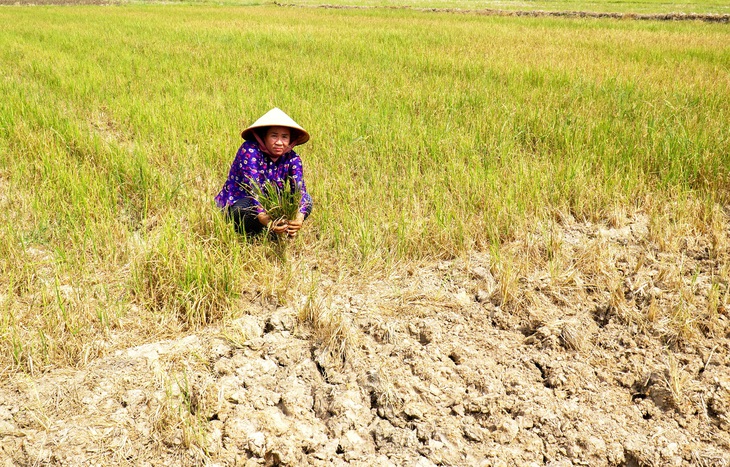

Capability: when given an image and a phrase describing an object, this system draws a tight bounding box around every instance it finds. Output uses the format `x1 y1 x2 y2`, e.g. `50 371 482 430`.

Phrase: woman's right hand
257 212 288 235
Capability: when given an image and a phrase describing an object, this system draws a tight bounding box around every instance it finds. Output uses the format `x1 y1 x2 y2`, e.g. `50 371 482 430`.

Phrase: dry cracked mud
1 215 729 466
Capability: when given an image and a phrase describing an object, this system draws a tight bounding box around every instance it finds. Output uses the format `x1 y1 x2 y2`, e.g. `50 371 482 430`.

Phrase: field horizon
2 0 730 15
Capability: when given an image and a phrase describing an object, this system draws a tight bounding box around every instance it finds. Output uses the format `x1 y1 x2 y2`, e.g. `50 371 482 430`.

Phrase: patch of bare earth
275 3 730 24
0 0 120 4
1 213 729 466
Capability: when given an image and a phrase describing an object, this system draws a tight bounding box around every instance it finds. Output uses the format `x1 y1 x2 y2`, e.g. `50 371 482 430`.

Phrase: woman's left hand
287 212 305 238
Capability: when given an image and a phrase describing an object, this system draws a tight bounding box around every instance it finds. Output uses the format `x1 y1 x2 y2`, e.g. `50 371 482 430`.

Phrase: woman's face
264 126 291 158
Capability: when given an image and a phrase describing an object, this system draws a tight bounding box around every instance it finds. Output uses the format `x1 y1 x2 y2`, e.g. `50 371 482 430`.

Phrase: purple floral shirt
215 140 311 215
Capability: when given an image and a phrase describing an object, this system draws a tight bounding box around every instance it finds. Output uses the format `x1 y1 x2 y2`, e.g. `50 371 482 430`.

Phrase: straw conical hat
241 107 310 146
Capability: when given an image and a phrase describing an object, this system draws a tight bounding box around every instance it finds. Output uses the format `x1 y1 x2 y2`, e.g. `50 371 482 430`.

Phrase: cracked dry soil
1 216 729 466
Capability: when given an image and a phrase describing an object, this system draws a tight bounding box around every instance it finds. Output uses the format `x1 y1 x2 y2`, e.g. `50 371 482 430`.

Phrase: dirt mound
1 215 729 465
276 3 730 24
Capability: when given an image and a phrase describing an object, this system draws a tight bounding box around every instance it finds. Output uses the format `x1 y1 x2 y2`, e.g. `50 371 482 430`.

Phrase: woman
215 107 313 237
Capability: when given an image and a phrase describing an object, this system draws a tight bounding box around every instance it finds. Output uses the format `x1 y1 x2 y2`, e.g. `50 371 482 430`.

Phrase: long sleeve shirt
215 141 311 215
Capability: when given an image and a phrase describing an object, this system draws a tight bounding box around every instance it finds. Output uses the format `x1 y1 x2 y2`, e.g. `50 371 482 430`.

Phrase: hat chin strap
253 132 296 158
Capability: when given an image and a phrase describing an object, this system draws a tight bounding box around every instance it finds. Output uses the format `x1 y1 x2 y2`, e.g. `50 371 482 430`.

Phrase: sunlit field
0 4 729 371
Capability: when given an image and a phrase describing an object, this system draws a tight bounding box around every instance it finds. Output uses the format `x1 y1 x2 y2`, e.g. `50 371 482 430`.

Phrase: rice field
0 3 729 371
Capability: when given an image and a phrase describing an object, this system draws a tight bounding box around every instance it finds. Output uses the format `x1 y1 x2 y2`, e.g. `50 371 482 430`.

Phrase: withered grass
0 4 728 375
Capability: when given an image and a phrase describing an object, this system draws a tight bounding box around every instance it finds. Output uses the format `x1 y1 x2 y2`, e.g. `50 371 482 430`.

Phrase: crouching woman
215 108 313 238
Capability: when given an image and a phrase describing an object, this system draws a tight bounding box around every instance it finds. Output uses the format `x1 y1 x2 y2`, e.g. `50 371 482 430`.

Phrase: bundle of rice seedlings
243 177 302 223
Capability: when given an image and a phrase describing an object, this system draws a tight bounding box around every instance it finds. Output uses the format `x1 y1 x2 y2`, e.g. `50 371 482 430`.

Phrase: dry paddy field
0 2 729 466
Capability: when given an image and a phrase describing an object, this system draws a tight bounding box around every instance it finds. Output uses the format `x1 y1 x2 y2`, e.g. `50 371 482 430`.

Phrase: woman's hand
287 212 305 238
257 212 288 235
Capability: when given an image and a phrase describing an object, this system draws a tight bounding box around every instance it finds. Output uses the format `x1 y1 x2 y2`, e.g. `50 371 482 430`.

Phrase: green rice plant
243 177 303 223
129 212 252 329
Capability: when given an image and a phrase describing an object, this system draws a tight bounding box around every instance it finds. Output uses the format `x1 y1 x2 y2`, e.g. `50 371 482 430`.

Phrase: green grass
246 178 303 223
0 4 729 370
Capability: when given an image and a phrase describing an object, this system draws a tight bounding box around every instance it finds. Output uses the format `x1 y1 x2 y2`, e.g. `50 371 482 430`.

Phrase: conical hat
241 107 310 146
